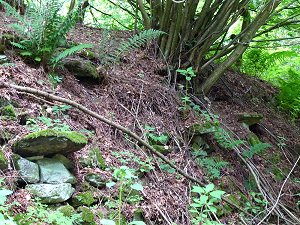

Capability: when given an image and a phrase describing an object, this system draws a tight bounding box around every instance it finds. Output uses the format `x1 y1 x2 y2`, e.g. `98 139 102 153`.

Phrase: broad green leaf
100 219 116 225
130 183 143 191
106 181 116 188
128 221 146 225
191 186 205 194
199 195 209 204
209 190 225 199
205 183 215 193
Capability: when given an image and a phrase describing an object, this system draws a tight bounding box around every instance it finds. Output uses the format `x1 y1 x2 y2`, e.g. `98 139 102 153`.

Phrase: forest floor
1 14 300 224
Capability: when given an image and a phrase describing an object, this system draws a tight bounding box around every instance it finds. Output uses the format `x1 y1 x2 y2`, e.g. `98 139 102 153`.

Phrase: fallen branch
0 81 204 186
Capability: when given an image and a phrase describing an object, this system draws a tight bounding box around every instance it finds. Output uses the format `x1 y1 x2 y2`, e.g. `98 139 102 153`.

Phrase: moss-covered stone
0 104 17 120
84 173 107 188
237 113 263 126
246 133 261 146
0 150 8 170
57 204 76 217
12 129 88 157
80 50 97 60
71 191 96 207
77 206 96 225
63 58 101 80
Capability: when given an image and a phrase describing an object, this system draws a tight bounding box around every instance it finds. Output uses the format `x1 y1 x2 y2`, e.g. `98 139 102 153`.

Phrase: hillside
0 18 300 225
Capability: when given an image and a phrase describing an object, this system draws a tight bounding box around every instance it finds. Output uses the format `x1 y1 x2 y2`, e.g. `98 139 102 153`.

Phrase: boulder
15 157 39 183
12 129 88 157
63 58 101 80
37 158 76 184
237 113 263 126
52 154 72 169
84 173 106 188
25 183 75 204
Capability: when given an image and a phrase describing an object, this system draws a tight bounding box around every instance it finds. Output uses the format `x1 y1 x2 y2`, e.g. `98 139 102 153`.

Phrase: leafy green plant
144 125 169 145
0 179 16 225
242 192 268 216
189 183 225 225
102 166 144 225
214 127 245 149
276 69 300 119
51 105 72 117
26 116 71 132
48 72 63 88
176 67 197 111
112 151 153 173
243 142 272 159
0 0 92 67
193 150 229 180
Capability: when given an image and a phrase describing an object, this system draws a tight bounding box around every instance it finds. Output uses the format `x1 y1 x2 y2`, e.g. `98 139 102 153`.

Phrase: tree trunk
200 0 282 94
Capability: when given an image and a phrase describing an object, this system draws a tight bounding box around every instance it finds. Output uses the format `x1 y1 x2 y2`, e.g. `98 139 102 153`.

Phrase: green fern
265 51 297 67
243 143 271 159
50 43 94 66
193 150 229 180
114 29 165 58
0 0 84 66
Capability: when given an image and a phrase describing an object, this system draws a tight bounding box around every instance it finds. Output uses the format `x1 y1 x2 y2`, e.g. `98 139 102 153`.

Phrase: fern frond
10 42 26 49
266 51 297 66
114 29 165 57
0 0 24 22
50 43 94 65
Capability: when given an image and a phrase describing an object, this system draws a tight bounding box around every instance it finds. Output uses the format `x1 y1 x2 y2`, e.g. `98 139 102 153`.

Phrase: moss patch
0 104 17 120
24 129 88 145
0 150 8 170
57 205 76 217
77 206 96 224
71 191 96 207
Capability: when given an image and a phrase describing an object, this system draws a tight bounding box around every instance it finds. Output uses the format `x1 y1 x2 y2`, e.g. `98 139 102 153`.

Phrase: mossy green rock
246 133 261 146
0 104 17 120
0 150 8 170
52 154 72 169
84 173 106 188
63 58 100 80
12 129 88 157
237 113 263 126
57 204 76 217
15 157 39 183
37 158 76 184
71 191 96 207
77 206 96 225
25 183 75 203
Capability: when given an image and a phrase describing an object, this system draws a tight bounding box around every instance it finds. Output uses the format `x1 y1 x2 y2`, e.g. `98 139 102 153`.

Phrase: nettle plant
101 166 145 225
189 183 225 225
176 67 197 111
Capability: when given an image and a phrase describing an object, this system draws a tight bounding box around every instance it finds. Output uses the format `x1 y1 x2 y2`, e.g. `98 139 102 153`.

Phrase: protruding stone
84 173 106 188
12 129 88 157
37 158 76 184
25 183 75 203
15 157 39 183
237 113 263 126
52 154 72 169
